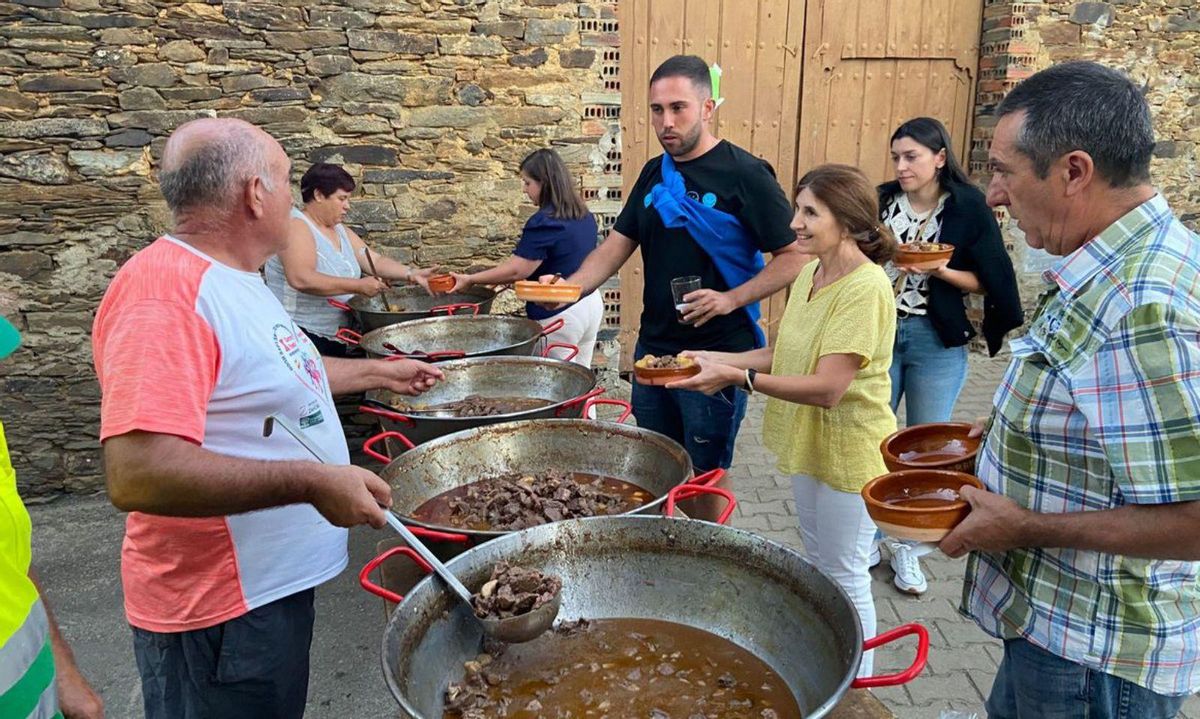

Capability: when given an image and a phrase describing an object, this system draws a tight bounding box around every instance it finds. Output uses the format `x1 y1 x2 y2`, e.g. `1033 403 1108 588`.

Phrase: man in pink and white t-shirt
92 118 442 718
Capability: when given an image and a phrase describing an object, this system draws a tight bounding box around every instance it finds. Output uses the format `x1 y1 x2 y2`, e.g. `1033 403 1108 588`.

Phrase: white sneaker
888 541 928 595
868 543 881 569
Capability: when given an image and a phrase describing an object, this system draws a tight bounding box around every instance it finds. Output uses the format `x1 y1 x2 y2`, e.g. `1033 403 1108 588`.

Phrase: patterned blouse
882 191 949 315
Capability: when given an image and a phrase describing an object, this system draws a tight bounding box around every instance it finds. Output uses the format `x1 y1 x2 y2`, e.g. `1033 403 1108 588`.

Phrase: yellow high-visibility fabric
0 421 38 645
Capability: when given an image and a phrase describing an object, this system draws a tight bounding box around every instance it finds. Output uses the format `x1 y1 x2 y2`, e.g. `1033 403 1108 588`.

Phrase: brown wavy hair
794 164 897 265
519 148 589 220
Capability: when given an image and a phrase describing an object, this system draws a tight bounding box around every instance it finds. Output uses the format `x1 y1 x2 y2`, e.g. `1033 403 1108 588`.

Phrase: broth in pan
445 618 802 718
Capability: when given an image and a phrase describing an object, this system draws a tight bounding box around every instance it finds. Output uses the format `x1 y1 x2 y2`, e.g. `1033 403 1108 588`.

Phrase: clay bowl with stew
514 280 583 304
633 355 700 386
862 469 984 543
880 422 979 474
894 242 954 272
427 274 456 294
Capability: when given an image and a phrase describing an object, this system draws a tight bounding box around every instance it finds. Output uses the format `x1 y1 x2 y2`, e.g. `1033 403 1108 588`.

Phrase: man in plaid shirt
939 61 1200 718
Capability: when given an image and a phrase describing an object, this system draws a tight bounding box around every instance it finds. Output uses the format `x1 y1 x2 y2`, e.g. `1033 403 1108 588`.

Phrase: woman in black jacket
874 117 1023 595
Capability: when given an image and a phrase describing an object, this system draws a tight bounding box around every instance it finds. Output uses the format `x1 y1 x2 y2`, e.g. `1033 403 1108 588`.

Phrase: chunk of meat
447 471 633 531
637 354 693 370
470 562 561 621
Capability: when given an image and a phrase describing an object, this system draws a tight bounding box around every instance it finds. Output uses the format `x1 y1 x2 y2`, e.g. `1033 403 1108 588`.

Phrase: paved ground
27 351 1200 717
727 352 1200 719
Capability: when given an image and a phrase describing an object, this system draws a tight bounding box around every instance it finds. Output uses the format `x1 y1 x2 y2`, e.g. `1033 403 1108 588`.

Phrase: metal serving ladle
261 413 560 643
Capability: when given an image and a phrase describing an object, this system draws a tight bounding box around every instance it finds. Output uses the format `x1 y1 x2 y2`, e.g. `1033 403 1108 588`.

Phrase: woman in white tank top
264 163 433 356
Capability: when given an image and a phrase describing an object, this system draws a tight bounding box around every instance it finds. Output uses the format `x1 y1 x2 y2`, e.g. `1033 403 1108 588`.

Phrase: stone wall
0 0 621 496
972 0 1199 331
1034 0 1198 225
4 0 1197 495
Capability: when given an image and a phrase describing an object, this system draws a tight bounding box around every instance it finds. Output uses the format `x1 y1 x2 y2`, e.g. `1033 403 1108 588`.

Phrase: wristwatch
744 368 758 393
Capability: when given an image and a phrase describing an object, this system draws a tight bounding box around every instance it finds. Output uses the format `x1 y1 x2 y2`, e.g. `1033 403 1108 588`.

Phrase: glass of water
670 276 702 324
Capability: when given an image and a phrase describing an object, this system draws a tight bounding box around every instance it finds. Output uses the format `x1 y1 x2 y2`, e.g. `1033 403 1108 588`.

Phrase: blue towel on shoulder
646 153 767 347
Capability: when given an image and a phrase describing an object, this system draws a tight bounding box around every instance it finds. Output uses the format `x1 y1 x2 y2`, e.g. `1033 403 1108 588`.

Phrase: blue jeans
987 639 1184 719
889 315 968 425
631 342 748 471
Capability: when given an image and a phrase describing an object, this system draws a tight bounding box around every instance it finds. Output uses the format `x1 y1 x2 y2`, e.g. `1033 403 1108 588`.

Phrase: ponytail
856 222 897 265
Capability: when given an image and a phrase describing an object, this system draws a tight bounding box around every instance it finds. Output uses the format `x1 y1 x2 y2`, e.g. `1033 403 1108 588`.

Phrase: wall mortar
0 0 621 496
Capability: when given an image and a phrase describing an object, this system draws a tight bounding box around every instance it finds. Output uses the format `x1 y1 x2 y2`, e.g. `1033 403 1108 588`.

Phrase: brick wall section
971 0 1200 343
0 0 619 496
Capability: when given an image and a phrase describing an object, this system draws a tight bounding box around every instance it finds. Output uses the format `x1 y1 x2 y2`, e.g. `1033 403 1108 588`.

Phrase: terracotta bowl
894 242 954 272
633 356 700 386
861 470 984 543
427 274 456 294
880 422 979 474
514 280 583 304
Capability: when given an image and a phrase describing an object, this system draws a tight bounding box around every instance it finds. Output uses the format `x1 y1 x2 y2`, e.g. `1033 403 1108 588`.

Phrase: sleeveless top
264 207 361 338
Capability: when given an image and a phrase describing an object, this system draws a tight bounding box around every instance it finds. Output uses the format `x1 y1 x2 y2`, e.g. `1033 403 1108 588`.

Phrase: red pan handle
538 317 565 336
431 302 480 317
850 623 930 688
555 387 604 417
581 398 632 423
689 468 725 487
362 430 416 464
327 298 353 311
406 525 471 544
358 405 416 426
358 546 432 604
541 343 579 362
663 485 737 525
335 328 362 346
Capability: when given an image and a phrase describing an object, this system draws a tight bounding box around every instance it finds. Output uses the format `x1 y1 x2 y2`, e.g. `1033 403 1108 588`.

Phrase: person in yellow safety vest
0 315 103 719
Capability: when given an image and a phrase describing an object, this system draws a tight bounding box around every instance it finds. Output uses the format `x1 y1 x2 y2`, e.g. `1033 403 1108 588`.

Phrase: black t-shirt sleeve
736 158 796 254
613 160 658 244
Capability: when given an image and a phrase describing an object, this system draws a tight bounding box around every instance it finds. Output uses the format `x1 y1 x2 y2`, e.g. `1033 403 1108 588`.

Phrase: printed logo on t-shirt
298 399 325 429
644 187 718 208
273 324 327 398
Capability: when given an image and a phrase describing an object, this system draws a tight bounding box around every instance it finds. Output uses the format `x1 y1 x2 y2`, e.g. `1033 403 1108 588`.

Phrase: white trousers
542 290 603 367
791 473 878 676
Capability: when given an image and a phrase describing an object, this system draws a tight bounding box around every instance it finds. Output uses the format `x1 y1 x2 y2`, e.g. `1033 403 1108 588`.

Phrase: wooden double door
616 0 984 367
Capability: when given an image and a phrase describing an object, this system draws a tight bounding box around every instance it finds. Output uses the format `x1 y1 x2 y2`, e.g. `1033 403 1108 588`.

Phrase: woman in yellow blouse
669 164 897 674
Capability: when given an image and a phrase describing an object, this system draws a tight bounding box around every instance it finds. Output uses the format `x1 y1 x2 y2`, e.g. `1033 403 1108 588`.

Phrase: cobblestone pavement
26 351 1198 717
727 352 1200 718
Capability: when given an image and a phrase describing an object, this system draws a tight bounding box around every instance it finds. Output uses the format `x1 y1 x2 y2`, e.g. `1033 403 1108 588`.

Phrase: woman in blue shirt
452 149 603 366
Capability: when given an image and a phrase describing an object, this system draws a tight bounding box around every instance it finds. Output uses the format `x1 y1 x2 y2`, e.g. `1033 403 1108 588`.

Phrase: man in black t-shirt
554 55 804 520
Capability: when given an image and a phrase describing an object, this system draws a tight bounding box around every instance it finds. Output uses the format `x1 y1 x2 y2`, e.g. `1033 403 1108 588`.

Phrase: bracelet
744 368 756 394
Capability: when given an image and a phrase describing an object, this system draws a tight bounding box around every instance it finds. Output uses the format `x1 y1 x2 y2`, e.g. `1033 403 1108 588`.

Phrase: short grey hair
997 61 1154 188
159 123 275 215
